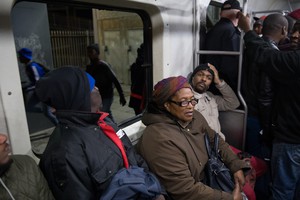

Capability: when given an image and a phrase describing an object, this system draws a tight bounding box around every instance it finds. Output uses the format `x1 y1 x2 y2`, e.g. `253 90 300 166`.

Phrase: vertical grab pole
237 0 248 151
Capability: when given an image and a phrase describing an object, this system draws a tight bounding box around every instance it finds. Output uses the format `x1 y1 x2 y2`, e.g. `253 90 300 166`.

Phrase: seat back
219 110 246 150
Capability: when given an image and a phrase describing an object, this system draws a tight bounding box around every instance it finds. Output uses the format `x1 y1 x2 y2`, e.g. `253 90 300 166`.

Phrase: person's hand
232 182 243 200
120 95 126 106
233 169 246 189
207 63 222 85
237 12 251 33
153 194 165 200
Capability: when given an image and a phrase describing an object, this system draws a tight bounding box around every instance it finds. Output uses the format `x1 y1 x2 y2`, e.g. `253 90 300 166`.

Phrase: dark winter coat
205 18 241 94
36 67 146 200
40 111 146 200
243 30 300 144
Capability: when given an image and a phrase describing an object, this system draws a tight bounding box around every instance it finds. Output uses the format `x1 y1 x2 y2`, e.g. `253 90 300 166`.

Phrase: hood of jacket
36 67 91 112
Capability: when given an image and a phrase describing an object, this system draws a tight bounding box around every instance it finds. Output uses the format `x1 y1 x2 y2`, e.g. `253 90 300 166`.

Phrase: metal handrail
197 50 240 55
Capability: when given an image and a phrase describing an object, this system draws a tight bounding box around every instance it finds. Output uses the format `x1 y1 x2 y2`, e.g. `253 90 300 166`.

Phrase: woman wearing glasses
137 76 249 200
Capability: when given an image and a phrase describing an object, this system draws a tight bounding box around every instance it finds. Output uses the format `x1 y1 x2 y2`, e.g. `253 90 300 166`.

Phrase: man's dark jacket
205 18 241 94
36 67 146 200
86 60 124 99
39 111 146 200
242 36 278 140
243 31 300 144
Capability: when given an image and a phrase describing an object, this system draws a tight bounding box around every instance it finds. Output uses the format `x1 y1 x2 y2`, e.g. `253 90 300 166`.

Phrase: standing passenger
18 47 58 125
190 63 240 140
242 14 288 159
86 44 126 122
238 12 300 200
137 76 249 200
18 48 47 112
281 20 300 51
252 17 264 36
129 43 146 115
205 0 242 95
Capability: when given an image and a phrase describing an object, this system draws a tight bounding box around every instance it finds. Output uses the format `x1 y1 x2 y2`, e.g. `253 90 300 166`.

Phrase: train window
12 1 151 154
206 2 222 30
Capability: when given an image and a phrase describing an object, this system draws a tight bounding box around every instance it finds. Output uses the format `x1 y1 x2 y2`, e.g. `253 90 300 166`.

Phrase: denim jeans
102 97 114 122
271 142 300 200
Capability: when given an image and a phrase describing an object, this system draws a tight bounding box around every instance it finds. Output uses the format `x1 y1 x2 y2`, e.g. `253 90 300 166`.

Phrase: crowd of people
2 0 300 199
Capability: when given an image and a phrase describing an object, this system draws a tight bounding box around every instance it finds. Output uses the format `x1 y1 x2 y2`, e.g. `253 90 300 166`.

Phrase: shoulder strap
205 132 220 158
204 133 212 158
213 133 219 155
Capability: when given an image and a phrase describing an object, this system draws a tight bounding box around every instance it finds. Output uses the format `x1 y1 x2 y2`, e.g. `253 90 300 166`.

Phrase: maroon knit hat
289 8 300 20
152 76 191 109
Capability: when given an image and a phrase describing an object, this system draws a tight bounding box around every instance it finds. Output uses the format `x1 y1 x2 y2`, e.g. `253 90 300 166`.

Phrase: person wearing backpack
18 47 47 111
18 47 58 125
18 48 47 92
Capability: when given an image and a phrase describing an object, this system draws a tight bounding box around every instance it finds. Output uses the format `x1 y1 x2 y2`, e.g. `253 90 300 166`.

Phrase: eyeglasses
168 98 199 107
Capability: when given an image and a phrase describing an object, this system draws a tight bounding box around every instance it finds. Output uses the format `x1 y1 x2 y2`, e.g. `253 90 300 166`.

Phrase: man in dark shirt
205 0 242 95
86 44 126 122
238 12 300 200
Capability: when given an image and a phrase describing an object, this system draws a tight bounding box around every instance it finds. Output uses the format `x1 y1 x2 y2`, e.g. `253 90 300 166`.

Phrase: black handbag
203 132 235 192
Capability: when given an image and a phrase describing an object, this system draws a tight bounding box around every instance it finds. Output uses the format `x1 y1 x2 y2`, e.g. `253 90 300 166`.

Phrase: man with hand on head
190 63 268 200
189 63 240 140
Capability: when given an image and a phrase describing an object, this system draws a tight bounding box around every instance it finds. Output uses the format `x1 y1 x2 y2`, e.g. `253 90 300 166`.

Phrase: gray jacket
193 80 240 139
0 155 54 200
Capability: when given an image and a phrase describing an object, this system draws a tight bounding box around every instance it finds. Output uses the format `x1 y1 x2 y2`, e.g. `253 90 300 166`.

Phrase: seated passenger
137 76 249 200
35 66 161 200
0 133 54 199
190 63 269 200
189 63 240 140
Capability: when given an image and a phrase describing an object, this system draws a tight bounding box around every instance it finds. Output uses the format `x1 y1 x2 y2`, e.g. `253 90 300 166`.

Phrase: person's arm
208 64 240 111
238 12 300 81
30 63 42 82
111 74 126 106
23 155 55 200
105 63 127 106
213 81 240 110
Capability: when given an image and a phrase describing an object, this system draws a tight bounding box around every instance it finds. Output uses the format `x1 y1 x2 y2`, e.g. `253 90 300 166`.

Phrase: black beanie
190 63 215 82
